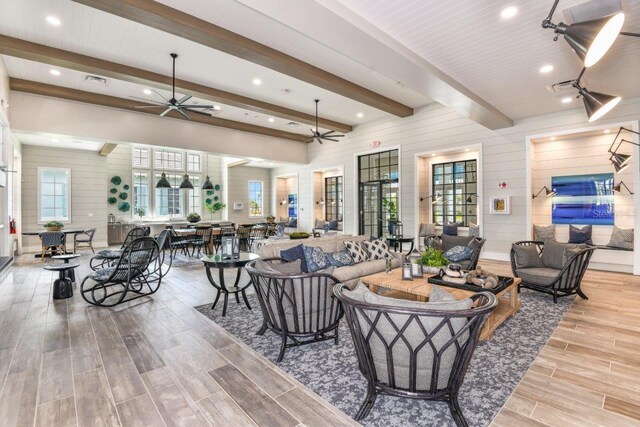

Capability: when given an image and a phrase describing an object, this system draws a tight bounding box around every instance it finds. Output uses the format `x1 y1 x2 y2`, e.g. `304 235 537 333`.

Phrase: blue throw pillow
443 245 473 262
325 249 354 267
443 223 458 236
328 220 339 230
280 244 308 272
288 217 298 227
303 246 330 273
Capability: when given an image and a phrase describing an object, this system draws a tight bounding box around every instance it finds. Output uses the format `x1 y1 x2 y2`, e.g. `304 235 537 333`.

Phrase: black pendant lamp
156 172 171 189
179 173 194 189
201 175 214 190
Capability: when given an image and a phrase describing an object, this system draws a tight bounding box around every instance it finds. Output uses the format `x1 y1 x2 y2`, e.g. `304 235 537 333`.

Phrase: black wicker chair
510 240 595 303
237 225 253 251
245 258 344 362
81 237 162 307
190 227 213 257
335 284 497 426
156 229 172 278
90 226 147 270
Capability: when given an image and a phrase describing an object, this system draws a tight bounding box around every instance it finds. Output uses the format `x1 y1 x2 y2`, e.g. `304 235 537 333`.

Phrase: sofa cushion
288 217 298 228
569 225 593 245
314 218 326 229
608 225 634 250
363 239 392 260
280 244 308 273
468 222 480 238
271 259 303 275
328 220 339 230
512 244 544 269
344 241 369 263
303 246 330 273
332 257 402 283
443 223 458 236
441 234 474 252
516 267 560 287
541 240 578 270
443 245 473 262
534 224 555 242
325 249 354 267
419 223 436 237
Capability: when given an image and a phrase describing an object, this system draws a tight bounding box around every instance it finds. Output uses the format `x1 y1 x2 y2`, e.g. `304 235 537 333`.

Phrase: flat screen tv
551 173 614 225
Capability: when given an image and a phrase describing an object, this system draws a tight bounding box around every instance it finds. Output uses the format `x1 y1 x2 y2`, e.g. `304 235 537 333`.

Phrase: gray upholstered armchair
431 235 486 270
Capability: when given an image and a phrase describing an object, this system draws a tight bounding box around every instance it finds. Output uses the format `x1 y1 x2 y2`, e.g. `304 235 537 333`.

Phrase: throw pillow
344 241 369 263
533 224 555 242
443 223 458 236
303 246 330 273
442 245 473 262
569 225 593 245
608 226 634 249
541 239 577 270
430 285 456 302
512 244 544 269
325 249 355 267
419 223 436 237
468 222 480 238
279 244 308 273
254 259 279 274
271 259 303 275
314 218 326 229
364 239 393 260
328 219 339 230
288 217 298 228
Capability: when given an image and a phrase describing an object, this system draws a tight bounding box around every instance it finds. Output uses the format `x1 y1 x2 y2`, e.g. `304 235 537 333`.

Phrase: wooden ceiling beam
70 0 414 118
98 143 118 156
9 78 309 143
0 34 351 133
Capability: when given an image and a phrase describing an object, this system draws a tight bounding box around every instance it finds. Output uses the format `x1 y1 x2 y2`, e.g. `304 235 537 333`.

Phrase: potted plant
43 220 64 231
266 214 276 223
187 212 201 223
134 208 145 220
420 247 450 274
382 197 399 235
204 201 226 221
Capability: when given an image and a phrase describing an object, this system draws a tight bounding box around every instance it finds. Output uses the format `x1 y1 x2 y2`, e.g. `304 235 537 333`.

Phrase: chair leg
256 321 268 335
354 385 378 421
334 326 339 345
234 291 240 304
241 290 252 310
447 394 468 427
222 292 229 316
576 288 589 300
553 292 558 304
276 334 287 363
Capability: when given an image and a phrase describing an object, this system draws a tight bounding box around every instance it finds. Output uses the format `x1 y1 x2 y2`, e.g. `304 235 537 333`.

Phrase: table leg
211 290 221 310
408 241 415 253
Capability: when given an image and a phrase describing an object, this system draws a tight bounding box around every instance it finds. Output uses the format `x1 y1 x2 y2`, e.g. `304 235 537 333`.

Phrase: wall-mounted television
551 173 614 225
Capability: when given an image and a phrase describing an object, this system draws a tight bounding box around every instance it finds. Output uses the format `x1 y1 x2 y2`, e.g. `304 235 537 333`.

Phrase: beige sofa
257 235 404 287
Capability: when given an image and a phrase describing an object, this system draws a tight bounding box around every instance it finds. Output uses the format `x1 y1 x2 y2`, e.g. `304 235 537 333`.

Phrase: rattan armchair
335 284 497 426
74 228 96 253
245 258 344 362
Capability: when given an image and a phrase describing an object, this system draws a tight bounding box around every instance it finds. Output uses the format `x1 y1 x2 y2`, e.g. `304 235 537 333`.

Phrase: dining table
22 229 86 258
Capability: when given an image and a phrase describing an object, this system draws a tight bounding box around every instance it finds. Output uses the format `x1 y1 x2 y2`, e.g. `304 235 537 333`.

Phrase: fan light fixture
532 186 556 199
613 181 634 195
306 100 345 144
202 176 214 190
179 174 194 189
607 127 640 173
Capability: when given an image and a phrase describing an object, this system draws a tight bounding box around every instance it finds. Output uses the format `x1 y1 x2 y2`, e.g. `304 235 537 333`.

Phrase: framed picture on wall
489 196 511 215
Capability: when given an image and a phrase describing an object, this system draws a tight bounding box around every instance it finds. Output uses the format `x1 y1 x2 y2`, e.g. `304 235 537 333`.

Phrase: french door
358 150 399 238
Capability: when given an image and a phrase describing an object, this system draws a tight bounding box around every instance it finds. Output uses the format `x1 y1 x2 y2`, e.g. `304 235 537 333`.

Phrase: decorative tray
428 273 514 294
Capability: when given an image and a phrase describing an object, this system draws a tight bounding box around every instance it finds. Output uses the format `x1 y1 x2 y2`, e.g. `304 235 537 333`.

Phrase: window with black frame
432 160 477 226
358 149 399 237
324 176 343 221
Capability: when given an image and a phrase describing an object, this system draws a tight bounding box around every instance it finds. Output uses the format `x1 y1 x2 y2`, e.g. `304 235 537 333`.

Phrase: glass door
358 149 399 237
360 182 380 237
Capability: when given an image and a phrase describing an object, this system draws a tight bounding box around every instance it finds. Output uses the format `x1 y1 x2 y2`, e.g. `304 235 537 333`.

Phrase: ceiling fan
133 53 214 119
305 99 344 144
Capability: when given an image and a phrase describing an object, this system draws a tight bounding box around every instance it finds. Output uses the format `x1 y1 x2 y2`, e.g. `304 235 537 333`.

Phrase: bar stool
51 254 81 283
44 263 79 299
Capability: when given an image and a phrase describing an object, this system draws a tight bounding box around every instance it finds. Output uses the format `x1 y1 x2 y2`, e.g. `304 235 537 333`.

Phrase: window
187 175 202 214
39 167 70 222
186 153 201 173
155 173 184 217
432 160 477 226
325 176 343 222
132 147 149 168
248 181 263 217
154 150 183 171
358 149 399 237
132 171 149 216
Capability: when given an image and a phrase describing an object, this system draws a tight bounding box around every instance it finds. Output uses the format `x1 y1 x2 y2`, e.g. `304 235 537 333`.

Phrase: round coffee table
201 252 260 316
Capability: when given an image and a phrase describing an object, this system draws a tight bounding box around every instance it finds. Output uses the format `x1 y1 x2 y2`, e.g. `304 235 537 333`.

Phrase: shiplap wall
227 166 271 224
22 145 108 251
271 98 640 261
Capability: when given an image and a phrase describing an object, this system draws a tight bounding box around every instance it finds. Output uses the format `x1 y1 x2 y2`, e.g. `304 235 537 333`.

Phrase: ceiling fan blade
152 89 169 102
134 105 166 109
179 104 215 109
303 136 315 143
160 107 172 117
322 137 339 142
184 108 212 117
321 130 344 138
129 96 165 105
177 109 191 120
176 95 192 104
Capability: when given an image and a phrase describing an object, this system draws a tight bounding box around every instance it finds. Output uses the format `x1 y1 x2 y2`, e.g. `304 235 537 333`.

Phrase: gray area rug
195 289 573 427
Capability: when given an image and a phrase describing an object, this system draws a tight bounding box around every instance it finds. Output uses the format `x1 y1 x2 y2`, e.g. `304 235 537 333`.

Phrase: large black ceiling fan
305 99 344 144
133 53 214 119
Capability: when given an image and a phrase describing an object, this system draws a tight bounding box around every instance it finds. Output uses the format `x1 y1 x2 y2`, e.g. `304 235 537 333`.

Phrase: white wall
226 166 271 225
0 57 18 257
271 97 640 262
21 146 108 252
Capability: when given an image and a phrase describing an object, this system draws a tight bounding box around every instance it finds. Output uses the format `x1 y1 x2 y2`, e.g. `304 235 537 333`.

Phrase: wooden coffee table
360 269 520 341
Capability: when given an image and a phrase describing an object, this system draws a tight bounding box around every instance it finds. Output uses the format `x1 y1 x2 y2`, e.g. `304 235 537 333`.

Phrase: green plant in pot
43 220 64 232
134 208 145 220
187 212 201 223
420 247 450 273
382 197 398 235
204 201 226 220
266 214 276 223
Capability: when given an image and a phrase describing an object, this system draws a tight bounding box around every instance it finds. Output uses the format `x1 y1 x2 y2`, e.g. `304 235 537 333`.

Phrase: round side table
44 263 79 299
52 254 81 283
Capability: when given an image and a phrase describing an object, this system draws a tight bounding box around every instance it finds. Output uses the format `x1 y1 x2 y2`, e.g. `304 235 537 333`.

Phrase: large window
325 176 343 222
132 147 150 168
39 167 70 222
187 175 201 214
154 150 183 171
133 171 149 217
155 173 184 217
248 181 263 217
186 153 201 173
432 160 477 226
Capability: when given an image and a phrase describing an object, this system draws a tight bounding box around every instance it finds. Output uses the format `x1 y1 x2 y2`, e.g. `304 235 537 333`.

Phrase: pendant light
156 149 172 188
201 175 214 190
570 70 621 123
179 173 194 189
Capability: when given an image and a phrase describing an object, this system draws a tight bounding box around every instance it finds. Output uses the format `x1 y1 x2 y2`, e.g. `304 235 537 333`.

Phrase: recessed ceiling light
269 163 274 166
46 16 61 26
501 6 518 19
356 112 364 118
550 137 556 141
268 117 275 123
51 138 59 142
213 105 221 111
465 148 470 152
49 69 61 76
561 97 573 104
143 89 152 95
539 65 554 74
604 129 611 134
252 78 262 86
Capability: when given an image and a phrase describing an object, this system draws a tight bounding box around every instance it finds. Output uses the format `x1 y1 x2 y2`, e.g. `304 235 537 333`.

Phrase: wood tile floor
1 253 638 426
0 253 358 427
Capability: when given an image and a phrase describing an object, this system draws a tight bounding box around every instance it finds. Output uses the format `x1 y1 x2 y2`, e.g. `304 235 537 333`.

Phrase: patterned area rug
195 289 573 427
